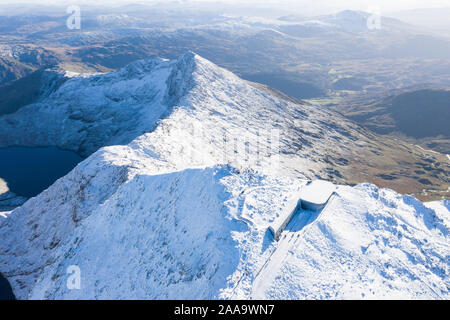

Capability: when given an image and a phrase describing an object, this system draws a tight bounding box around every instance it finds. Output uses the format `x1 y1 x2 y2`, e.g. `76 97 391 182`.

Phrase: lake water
0 273 14 300
0 146 83 197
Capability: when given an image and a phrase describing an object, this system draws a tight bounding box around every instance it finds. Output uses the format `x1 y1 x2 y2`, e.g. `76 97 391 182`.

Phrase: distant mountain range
1 9 450 86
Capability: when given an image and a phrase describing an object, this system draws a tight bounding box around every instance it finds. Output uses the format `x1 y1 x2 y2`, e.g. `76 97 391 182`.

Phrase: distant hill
242 73 325 99
348 89 450 138
0 57 33 86
346 89 450 153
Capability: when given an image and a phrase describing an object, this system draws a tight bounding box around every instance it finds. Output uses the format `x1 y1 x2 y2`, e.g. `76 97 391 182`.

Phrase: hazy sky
0 0 448 10
0 0 448 15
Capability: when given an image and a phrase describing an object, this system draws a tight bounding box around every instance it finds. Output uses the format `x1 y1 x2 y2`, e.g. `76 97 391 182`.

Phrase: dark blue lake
0 146 83 197
0 273 14 300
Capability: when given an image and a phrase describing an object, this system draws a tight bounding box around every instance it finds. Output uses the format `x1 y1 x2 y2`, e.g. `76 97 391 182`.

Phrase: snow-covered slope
0 53 448 299
0 154 448 299
250 186 449 299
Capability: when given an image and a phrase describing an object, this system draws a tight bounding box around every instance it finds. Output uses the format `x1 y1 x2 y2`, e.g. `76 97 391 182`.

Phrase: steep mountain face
0 69 67 116
0 53 448 299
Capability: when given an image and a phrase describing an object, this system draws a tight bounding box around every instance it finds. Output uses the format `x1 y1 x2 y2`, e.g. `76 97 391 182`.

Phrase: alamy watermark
186 122 281 172
66 265 81 290
366 6 381 30
66 5 81 30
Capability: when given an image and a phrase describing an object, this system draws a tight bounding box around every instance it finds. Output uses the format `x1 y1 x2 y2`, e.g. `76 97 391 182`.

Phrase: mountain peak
334 10 370 19
176 50 198 64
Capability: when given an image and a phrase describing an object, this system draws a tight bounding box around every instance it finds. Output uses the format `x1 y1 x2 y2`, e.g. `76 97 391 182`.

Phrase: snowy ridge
0 53 448 299
0 51 375 181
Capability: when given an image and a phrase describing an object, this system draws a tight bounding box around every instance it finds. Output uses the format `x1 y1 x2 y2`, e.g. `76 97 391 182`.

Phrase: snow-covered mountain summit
0 53 448 299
